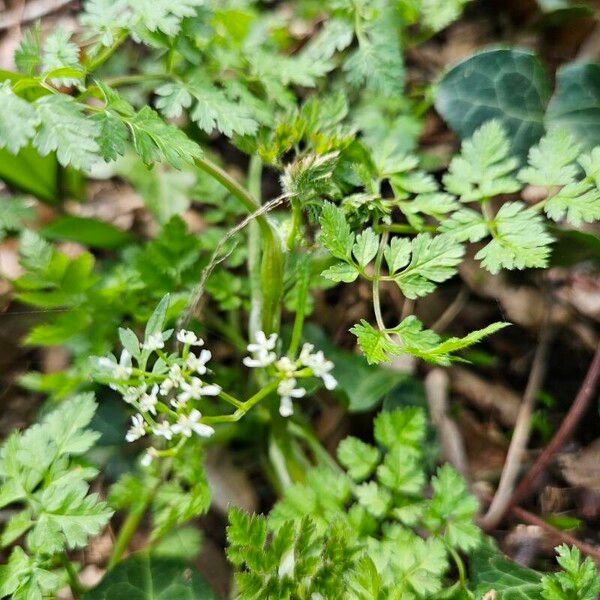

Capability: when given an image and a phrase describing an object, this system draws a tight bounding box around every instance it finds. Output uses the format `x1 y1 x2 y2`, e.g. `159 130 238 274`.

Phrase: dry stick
511 504 600 564
478 490 600 564
480 321 553 531
425 369 469 478
178 194 286 329
431 287 469 333
510 344 600 508
0 0 73 29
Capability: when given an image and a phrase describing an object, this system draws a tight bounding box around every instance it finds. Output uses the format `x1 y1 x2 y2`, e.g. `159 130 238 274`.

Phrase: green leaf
0 145 58 203
95 110 129 162
34 95 100 170
337 437 380 481
118 328 141 360
475 202 553 273
344 7 404 98
373 408 426 454
443 120 520 202
15 26 41 76
546 62 600 150
350 320 401 365
41 28 82 86
439 207 488 242
128 106 202 169
545 180 600 227
0 81 40 154
394 234 464 299
420 0 471 31
83 554 216 599
157 77 259 137
319 202 354 260
144 294 170 340
423 465 481 552
518 129 580 186
541 545 600 600
321 262 360 283
42 216 133 249
384 237 411 274
355 482 391 518
376 447 424 495
435 48 551 157
352 228 379 267
471 544 543 599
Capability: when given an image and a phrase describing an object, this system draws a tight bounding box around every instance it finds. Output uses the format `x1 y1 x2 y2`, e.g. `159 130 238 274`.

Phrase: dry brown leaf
450 366 521 427
560 438 600 491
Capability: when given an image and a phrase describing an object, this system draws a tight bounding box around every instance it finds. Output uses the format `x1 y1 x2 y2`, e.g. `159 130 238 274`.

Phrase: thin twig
480 318 553 531
178 194 286 328
0 0 73 29
425 369 469 478
431 287 469 332
510 344 600 507
477 490 600 564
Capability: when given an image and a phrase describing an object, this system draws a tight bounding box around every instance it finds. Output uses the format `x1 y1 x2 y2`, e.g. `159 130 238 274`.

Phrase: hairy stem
107 481 157 570
85 30 128 72
61 553 84 598
287 258 310 358
247 155 263 342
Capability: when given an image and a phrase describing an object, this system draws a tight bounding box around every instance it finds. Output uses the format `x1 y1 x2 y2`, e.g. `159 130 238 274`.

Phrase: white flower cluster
243 332 337 417
94 328 222 468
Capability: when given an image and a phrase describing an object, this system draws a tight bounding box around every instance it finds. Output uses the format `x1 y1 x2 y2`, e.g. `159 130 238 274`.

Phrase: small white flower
177 377 221 404
301 347 337 390
243 331 278 368
139 384 159 415
125 414 146 442
143 332 164 351
248 331 278 353
277 377 305 417
160 364 184 395
141 447 158 467
279 396 294 417
152 421 173 440
277 377 306 400
186 349 212 375
299 343 315 364
177 329 204 346
99 350 133 389
171 409 215 438
168 364 185 385
123 384 146 404
275 356 296 377
160 378 175 396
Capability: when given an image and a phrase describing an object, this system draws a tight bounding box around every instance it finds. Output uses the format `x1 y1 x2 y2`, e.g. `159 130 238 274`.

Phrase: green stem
103 73 172 87
372 230 389 332
61 554 84 598
288 421 342 473
85 30 129 72
202 381 279 424
287 258 310 358
194 156 260 215
107 487 154 570
247 155 263 342
286 198 302 251
376 223 437 234
194 155 284 334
